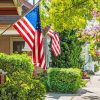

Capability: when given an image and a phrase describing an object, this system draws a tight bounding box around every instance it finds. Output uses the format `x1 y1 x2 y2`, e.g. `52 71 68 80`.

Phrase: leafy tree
40 0 100 32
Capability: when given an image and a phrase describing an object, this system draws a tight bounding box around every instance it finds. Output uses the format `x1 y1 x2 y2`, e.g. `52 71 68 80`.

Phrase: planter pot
95 49 100 56
96 38 100 42
0 69 7 84
82 71 90 79
0 74 6 84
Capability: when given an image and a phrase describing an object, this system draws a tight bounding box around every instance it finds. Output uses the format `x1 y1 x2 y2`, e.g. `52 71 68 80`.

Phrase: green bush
0 82 22 100
0 53 46 99
94 64 100 72
0 53 33 76
51 30 83 68
0 80 46 100
27 80 46 100
34 72 49 92
47 68 82 93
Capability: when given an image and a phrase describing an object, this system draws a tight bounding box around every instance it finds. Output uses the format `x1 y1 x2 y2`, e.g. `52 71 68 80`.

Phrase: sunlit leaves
40 0 100 32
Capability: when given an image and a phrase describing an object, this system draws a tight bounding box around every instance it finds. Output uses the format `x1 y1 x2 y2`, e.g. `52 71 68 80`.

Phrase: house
0 0 31 54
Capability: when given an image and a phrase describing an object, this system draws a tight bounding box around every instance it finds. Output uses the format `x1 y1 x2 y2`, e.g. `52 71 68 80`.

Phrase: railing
13 0 22 15
13 0 21 7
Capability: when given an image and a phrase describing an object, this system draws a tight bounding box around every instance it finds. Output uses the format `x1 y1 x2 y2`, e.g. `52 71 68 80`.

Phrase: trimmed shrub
34 72 49 92
0 53 46 99
47 68 82 93
27 80 46 100
0 80 46 100
0 53 33 76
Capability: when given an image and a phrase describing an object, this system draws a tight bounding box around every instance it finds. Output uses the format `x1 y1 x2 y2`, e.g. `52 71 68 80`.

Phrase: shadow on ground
82 95 100 100
46 88 93 100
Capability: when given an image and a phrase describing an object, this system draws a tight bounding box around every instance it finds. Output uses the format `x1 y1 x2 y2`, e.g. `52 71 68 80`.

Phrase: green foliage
34 72 49 92
94 64 100 72
47 68 82 93
41 0 100 31
27 80 46 100
0 80 46 100
80 79 89 87
0 53 46 99
0 53 33 76
51 30 83 68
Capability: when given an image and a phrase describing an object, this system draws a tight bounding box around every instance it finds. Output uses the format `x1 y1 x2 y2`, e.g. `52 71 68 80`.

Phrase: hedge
0 80 46 100
47 68 82 93
0 53 46 99
0 53 33 76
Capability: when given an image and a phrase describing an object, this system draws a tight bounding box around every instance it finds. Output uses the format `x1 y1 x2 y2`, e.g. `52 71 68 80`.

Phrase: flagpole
0 0 41 36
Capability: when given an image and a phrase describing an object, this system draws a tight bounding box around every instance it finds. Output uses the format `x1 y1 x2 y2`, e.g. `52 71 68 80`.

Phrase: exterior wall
0 35 10 54
0 0 22 54
0 35 23 54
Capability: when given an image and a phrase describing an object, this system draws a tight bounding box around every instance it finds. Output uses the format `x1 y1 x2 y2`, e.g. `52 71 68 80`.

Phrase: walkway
45 71 100 100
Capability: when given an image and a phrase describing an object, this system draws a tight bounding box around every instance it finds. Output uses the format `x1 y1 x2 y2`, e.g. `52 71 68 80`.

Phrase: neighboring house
0 0 30 54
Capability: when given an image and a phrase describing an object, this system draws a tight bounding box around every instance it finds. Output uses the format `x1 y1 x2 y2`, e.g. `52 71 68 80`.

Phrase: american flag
13 6 46 70
47 28 61 57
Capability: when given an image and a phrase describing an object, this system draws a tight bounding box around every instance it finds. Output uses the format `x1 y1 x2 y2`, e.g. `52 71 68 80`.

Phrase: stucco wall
0 35 24 54
0 35 10 54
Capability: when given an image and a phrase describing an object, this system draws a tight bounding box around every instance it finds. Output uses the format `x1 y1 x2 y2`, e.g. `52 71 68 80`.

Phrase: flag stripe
17 21 34 44
15 22 33 48
55 34 60 52
48 29 60 51
47 28 61 57
13 24 33 49
52 40 60 54
51 44 58 56
23 17 36 34
20 19 35 40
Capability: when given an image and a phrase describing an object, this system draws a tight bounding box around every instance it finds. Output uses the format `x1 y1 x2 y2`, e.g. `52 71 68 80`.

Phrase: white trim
0 30 19 35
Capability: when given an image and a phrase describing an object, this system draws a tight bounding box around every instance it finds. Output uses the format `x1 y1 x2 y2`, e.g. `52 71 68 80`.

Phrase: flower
84 17 100 37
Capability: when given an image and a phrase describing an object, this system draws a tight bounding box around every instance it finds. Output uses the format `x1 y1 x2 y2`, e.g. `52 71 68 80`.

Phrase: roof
0 15 20 24
0 25 19 35
0 0 29 35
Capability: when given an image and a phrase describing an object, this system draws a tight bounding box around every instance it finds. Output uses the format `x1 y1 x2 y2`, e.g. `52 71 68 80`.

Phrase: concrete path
45 71 100 100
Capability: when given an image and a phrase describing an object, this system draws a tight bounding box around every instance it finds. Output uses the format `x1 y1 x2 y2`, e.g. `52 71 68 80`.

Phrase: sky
27 0 39 4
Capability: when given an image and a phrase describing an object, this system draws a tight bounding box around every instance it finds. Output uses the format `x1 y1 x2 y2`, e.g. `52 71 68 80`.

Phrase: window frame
10 37 25 54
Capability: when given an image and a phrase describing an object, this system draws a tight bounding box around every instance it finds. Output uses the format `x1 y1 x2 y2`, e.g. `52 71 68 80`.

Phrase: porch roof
0 25 19 35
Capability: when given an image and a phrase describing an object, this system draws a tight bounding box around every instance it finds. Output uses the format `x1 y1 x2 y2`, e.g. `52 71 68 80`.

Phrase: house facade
0 0 29 54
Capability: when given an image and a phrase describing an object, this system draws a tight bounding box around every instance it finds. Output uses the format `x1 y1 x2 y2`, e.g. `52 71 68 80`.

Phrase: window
10 37 25 54
13 41 25 53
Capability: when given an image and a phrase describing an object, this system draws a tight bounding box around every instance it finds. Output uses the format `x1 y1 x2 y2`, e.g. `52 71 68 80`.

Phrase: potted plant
95 41 100 56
